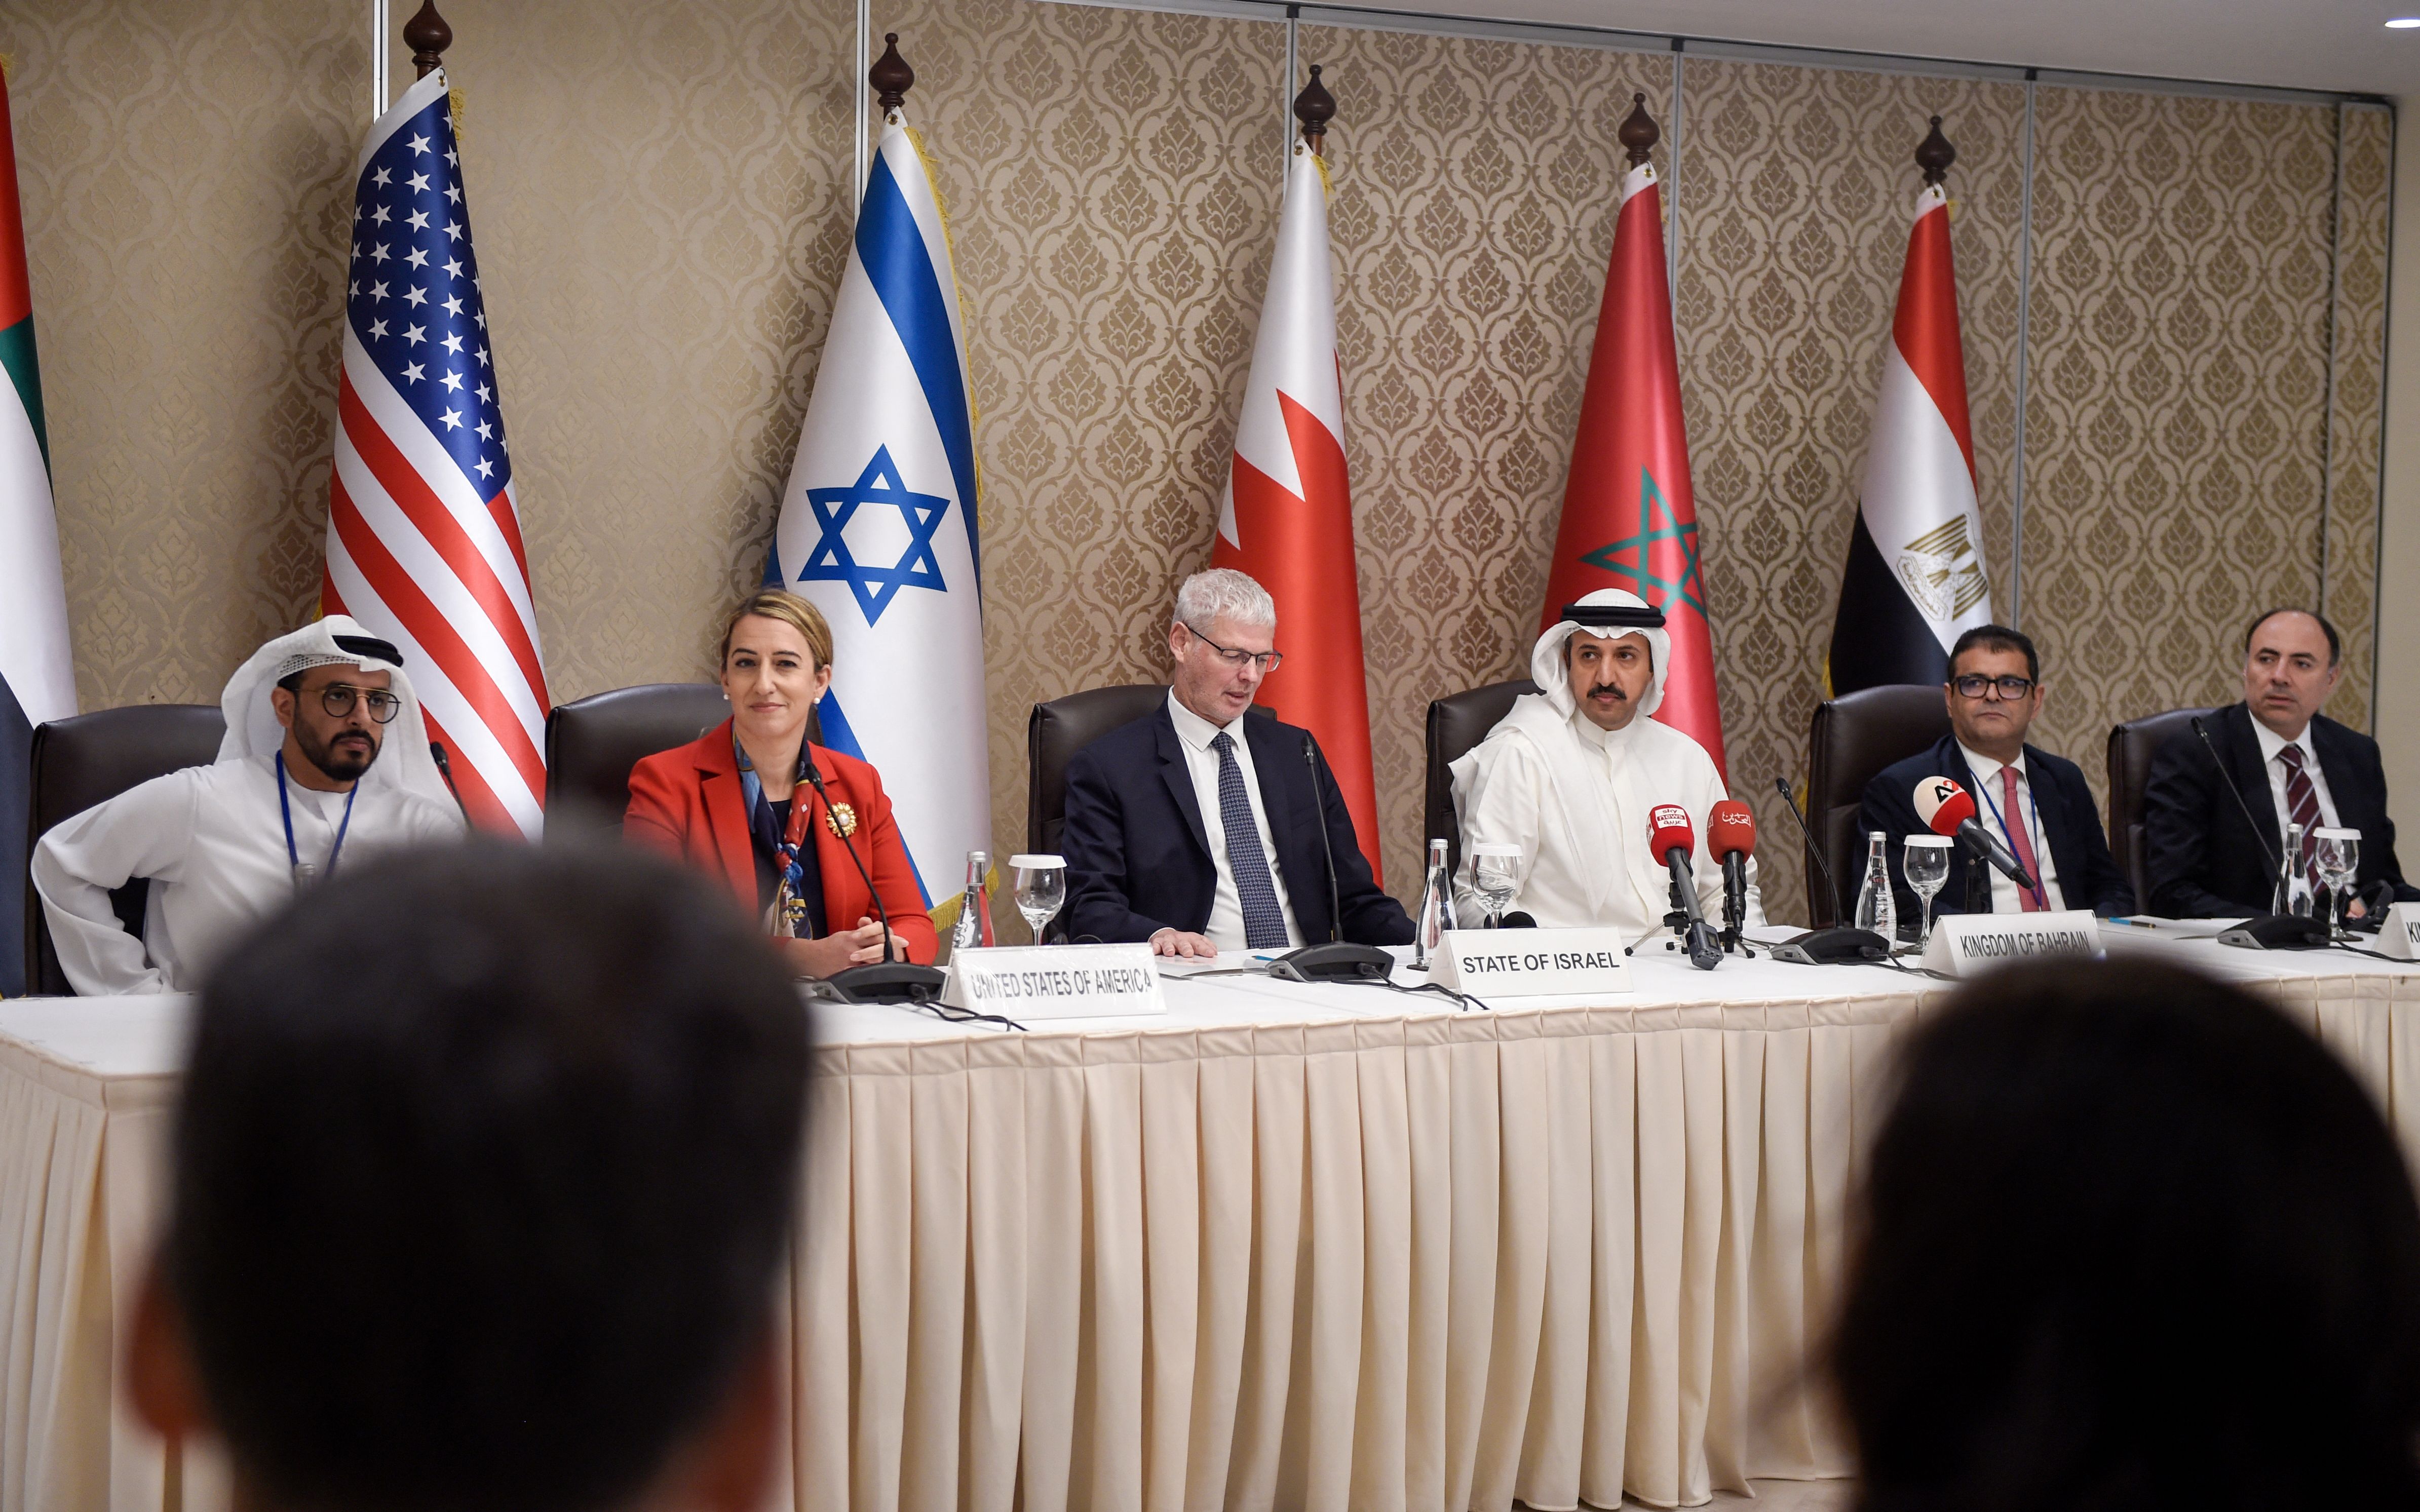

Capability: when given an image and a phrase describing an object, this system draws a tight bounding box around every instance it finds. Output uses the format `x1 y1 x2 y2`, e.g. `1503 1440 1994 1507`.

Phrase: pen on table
2103 917 2160 931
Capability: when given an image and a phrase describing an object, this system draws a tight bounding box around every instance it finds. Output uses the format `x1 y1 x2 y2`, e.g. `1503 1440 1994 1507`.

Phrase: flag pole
403 0 449 79
853 0 870 206
371 0 389 117
1295 60 1333 157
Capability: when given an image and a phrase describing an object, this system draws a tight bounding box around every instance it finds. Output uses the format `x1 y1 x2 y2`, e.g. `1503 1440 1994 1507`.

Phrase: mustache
1587 683 1629 700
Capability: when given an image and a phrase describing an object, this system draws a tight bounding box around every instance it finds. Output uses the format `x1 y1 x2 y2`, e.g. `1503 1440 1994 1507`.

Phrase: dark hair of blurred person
1831 958 2420 1511
126 839 811 1512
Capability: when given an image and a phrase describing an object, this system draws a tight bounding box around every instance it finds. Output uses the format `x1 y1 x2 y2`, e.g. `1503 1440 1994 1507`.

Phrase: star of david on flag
769 110 987 908
796 445 951 625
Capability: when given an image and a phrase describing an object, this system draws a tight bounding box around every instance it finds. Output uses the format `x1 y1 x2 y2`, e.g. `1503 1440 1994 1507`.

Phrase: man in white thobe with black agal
31 618 465 995
1449 588 1761 945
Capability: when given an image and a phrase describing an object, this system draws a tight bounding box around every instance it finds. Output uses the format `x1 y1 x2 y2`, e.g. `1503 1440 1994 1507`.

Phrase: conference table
8 932 2420 1512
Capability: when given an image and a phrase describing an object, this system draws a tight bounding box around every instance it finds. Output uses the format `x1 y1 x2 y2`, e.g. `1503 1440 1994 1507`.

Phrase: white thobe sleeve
29 771 201 996
1451 742 1549 921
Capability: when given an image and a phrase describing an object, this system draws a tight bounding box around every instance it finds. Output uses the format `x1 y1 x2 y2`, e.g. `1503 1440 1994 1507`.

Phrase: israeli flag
770 113 986 906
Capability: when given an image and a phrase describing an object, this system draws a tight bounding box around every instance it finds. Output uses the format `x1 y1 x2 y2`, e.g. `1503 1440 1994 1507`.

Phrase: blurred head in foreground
1833 957 2420 1511
129 840 810 1512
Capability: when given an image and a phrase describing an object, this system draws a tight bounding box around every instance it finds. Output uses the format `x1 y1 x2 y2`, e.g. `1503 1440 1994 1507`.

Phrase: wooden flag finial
871 33 914 115
1294 63 1336 154
404 0 451 79
1916 115 1956 187
1618 93 1660 168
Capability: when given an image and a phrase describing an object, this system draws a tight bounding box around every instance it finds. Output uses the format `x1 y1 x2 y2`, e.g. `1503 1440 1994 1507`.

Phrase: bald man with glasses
1858 624 2134 931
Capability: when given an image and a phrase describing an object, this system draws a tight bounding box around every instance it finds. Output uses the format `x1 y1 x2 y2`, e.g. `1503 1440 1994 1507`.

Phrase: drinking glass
1009 854 1067 944
2314 828 2361 943
1470 841 1522 927
1902 835 1953 953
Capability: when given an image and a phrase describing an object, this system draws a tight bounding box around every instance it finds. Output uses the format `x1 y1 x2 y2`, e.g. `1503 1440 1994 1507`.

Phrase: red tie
2000 765 2042 912
2278 744 2324 893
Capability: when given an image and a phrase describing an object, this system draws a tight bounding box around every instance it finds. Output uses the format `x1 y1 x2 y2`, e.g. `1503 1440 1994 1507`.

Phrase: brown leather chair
1024 684 1171 858
1804 685 1953 926
2106 706 2215 909
1422 679 1539 880
23 704 228 996
542 683 784 840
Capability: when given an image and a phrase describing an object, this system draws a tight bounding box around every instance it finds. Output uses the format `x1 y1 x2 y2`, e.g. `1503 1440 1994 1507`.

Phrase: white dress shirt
1163 690 1302 950
31 754 464 994
1956 743 2065 913
2251 719 2341 839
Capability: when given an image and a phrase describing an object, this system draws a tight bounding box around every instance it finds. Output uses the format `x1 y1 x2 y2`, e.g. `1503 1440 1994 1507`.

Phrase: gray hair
1172 568 1275 632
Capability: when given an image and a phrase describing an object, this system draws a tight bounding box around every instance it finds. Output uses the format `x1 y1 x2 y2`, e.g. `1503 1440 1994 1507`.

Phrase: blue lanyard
277 752 359 882
1974 762 2050 910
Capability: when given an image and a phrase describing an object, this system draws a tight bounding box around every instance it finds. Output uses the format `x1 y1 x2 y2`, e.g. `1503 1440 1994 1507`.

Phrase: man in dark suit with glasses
1859 624 2134 931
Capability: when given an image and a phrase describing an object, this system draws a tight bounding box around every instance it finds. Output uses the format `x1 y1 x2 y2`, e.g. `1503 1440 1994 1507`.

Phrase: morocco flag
1825 177 1992 693
1215 136 1383 883
1542 136 1726 777
0 67 75 996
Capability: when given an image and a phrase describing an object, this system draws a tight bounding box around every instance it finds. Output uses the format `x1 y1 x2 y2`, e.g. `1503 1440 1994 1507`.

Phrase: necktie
2278 744 2324 892
1211 730 1291 950
1999 764 2043 912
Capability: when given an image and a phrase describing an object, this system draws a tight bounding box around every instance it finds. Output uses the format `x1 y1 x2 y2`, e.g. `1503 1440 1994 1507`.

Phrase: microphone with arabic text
1913 776 2035 891
1647 803 1723 971
1709 799 1755 948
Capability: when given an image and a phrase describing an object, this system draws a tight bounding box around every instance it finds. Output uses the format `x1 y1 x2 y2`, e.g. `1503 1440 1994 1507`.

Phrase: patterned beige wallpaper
6 0 2390 928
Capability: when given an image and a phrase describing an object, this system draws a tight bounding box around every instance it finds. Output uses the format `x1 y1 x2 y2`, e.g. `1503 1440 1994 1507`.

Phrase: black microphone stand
1768 777 1891 964
800 752 948 1003
1271 733 1395 981
2191 716 2329 949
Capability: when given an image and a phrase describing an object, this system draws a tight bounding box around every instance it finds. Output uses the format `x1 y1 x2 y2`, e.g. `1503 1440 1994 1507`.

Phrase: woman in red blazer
625 590 937 975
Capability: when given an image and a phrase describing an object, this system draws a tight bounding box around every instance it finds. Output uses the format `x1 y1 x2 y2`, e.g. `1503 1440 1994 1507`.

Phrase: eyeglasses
1184 624 1283 673
318 684 402 723
1951 674 2037 701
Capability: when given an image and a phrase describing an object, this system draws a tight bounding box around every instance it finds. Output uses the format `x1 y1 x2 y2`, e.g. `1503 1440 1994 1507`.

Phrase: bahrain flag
1215 133 1384 883
1543 106 1728 778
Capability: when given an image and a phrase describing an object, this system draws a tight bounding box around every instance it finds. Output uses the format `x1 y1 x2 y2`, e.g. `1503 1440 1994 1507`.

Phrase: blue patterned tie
1212 730 1291 949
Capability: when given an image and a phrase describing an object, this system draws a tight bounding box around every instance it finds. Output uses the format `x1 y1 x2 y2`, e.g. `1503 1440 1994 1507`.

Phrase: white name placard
944 943 1167 1020
2376 902 2420 961
1435 927 1635 999
1920 909 2103 977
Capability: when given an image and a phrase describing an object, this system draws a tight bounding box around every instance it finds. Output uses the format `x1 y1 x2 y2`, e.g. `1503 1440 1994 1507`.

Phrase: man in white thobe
32 618 465 995
1449 589 1761 945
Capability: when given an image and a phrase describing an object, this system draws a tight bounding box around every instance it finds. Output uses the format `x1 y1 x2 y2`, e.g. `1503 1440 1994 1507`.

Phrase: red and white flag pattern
1214 135 1384 882
321 70 549 833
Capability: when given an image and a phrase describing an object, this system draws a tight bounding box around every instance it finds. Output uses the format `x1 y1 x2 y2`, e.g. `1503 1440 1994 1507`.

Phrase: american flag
321 68 548 834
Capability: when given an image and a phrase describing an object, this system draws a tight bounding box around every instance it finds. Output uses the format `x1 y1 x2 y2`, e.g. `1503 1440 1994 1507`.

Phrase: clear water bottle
1852 830 1897 943
1414 837 1457 967
2279 822 2309 917
951 850 989 951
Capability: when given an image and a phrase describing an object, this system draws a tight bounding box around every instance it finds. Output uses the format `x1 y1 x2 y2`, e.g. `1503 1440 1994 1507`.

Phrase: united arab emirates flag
1826 164 1993 694
1541 97 1726 777
0 64 75 996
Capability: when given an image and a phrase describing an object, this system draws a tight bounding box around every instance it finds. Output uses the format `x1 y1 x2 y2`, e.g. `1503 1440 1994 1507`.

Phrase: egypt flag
1826 179 1992 693
322 70 550 833
1542 138 1727 776
0 67 74 995
770 109 988 906
1215 133 1384 882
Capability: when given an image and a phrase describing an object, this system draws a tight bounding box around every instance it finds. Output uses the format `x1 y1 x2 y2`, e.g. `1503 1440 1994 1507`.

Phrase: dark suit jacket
1061 702 1413 947
1859 734 2135 923
2143 701 2417 918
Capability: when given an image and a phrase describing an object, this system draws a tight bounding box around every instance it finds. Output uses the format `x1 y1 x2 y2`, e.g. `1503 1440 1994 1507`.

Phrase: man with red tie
2144 608 2419 919
1861 624 2134 927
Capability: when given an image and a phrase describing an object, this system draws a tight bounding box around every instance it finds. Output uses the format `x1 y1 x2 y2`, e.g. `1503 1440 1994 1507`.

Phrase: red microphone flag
1541 97 1726 779
1215 104 1383 883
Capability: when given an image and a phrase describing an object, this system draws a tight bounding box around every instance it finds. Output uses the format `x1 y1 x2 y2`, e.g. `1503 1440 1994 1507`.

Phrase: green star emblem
1579 467 1705 620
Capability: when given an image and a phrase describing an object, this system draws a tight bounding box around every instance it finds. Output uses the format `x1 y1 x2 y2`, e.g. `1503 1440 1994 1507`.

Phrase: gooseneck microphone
1769 778 1891 964
1303 733 1343 943
428 740 472 825
2191 715 2284 871
1775 776 1848 924
1709 799 1755 951
1914 776 2037 891
1647 804 1722 971
800 750 950 1002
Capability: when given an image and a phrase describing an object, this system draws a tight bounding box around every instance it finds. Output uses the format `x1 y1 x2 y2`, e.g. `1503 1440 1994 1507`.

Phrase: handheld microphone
1647 804 1721 970
1303 733 1342 943
1914 776 2036 891
1768 778 1892 964
799 750 950 1003
428 740 472 826
1709 799 1754 943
